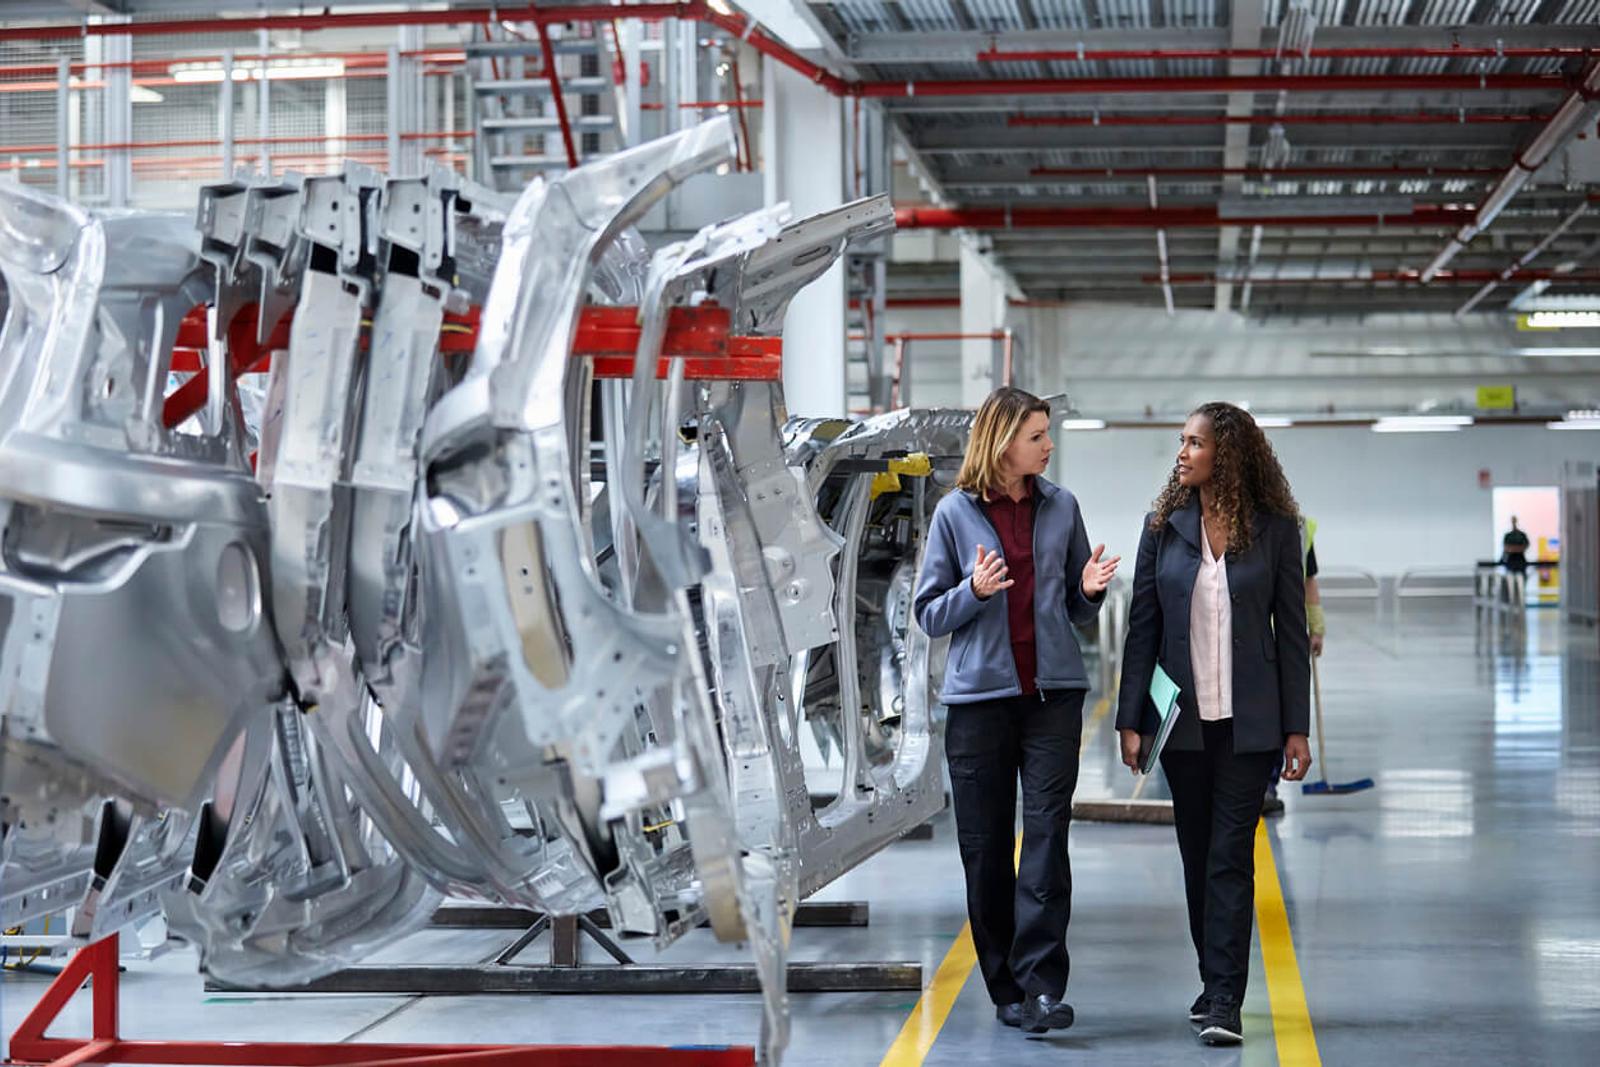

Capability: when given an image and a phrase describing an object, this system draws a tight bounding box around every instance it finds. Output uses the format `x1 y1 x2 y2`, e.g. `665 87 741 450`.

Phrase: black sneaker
1019 993 1075 1034
1198 993 1243 1045
996 1003 1023 1028
1188 991 1212 1023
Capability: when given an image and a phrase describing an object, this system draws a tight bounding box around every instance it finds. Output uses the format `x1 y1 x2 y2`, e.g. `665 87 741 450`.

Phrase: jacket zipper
1033 490 1050 700
966 494 1020 696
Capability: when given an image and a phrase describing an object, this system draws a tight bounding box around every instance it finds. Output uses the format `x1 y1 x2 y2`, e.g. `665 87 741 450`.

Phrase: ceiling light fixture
1524 310 1600 329
1371 415 1472 433
1057 418 1107 431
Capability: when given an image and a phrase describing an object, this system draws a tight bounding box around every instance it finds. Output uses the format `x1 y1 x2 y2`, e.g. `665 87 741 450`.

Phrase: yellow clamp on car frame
870 452 934 500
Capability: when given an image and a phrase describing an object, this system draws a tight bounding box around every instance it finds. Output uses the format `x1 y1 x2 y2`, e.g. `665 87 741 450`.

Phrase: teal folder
1141 664 1182 774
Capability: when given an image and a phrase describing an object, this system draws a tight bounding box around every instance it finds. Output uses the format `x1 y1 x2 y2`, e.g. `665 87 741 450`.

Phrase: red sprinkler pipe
1146 268 1600 285
1028 165 1502 179
0 3 698 42
0 7 1574 101
854 72 1572 98
1009 111 1552 127
0 2 853 101
892 204 1474 230
978 46 1600 63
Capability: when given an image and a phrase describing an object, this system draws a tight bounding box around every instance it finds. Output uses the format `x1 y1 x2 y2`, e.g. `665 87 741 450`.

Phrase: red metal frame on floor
6 933 755 1066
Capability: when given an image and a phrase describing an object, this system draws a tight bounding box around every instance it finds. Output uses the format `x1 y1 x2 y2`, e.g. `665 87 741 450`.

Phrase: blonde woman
913 387 1120 1035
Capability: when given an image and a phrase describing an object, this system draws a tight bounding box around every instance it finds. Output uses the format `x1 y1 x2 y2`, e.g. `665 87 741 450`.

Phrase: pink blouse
1190 521 1233 722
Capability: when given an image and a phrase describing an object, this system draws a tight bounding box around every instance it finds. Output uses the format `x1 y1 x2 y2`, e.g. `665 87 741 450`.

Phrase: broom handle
1311 654 1329 779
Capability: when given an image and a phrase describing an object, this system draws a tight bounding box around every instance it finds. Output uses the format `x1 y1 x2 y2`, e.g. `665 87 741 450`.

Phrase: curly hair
1149 402 1298 554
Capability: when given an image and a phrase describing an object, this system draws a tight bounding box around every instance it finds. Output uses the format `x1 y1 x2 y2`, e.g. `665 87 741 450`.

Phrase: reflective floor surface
3 601 1595 1065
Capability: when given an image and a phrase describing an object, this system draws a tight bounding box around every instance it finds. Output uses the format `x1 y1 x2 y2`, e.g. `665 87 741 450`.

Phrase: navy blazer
1114 496 1311 754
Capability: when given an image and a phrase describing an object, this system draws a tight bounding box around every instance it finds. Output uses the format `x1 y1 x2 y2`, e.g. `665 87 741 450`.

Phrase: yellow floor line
1254 820 1323 1067
877 835 1023 1067
1080 695 1112 757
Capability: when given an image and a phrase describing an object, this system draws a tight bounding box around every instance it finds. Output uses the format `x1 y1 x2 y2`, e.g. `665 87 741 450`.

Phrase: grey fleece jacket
913 477 1104 703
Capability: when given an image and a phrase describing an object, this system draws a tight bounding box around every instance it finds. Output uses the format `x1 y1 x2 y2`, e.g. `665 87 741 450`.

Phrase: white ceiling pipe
1455 200 1590 317
1423 61 1600 284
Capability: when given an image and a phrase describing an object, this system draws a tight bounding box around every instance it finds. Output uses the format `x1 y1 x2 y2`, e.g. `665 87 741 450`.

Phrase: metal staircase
467 21 620 191
846 250 888 415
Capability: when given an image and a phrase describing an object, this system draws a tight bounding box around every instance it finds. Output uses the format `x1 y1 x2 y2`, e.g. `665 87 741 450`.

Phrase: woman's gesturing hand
970 544 1014 600
1281 734 1313 782
1081 544 1122 598
1118 728 1145 775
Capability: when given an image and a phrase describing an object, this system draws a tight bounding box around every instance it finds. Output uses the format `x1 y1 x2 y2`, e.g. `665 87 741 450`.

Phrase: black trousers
944 689 1084 1005
1160 719 1280 1001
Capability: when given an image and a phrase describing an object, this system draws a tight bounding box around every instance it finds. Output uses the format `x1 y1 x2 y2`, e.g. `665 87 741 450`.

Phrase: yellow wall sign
1476 385 1516 410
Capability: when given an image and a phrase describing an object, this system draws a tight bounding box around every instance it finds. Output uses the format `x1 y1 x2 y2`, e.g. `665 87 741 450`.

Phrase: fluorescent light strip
1372 415 1472 433
1525 311 1600 329
1057 418 1107 431
1548 420 1600 430
1374 415 1473 426
1253 416 1294 428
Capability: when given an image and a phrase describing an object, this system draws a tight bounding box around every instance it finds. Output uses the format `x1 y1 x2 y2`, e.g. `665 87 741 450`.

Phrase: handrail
1396 566 1477 598
1314 566 1380 600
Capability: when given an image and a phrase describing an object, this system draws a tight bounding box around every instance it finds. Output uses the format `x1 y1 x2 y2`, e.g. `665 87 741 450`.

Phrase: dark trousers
944 689 1084 1005
1160 719 1279 1001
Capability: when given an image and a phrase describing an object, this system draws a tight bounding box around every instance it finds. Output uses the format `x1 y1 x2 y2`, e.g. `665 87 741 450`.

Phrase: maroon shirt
981 479 1038 695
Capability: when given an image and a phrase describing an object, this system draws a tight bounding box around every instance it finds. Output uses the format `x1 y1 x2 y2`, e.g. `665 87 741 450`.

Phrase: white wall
883 306 961 408
1053 423 1600 578
762 62 846 417
1013 304 1600 417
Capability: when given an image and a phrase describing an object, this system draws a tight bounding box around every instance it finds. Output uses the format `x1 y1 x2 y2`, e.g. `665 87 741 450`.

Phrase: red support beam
10 934 755 1066
162 303 781 431
535 20 581 169
848 297 963 309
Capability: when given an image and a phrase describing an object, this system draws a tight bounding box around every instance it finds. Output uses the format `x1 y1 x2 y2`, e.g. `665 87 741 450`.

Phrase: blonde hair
956 387 1051 499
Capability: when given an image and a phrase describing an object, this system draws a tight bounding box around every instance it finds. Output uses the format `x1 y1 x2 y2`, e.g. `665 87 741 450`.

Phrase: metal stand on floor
8 933 754 1066
206 901 922 996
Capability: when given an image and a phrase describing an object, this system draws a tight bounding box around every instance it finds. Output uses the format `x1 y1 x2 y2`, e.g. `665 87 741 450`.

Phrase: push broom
1301 656 1375 796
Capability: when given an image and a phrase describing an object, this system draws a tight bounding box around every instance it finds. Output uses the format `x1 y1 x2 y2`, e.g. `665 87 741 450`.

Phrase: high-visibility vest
1299 516 1318 578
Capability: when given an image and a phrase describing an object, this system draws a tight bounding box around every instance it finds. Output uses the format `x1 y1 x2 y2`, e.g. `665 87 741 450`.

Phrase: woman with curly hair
1114 402 1312 1046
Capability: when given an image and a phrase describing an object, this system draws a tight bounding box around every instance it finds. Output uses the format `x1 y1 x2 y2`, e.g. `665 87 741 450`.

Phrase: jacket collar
1169 493 1273 551
963 474 1060 506
1169 493 1201 549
